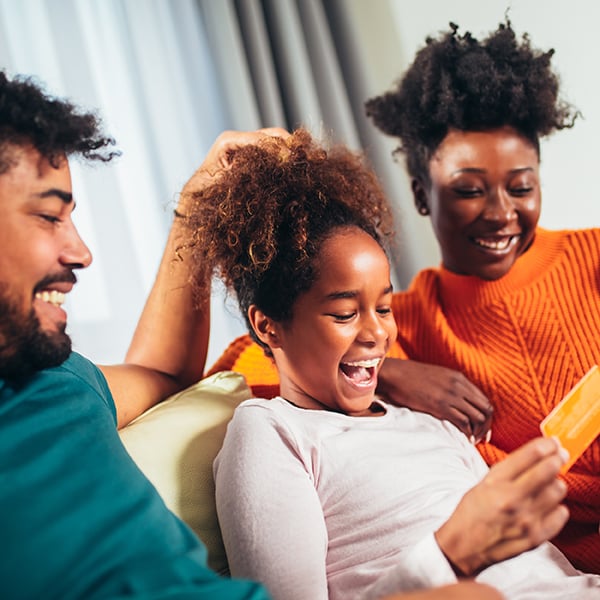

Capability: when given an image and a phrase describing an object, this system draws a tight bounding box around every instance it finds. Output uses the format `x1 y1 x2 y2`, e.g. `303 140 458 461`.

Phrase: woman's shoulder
540 227 600 266
395 267 441 296
392 267 442 313
539 226 600 245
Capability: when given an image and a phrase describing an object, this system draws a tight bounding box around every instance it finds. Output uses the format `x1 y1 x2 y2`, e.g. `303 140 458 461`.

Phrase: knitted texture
207 228 600 573
205 335 279 400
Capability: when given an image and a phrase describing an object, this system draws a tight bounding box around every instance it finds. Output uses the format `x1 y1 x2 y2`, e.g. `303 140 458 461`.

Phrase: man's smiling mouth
35 290 66 307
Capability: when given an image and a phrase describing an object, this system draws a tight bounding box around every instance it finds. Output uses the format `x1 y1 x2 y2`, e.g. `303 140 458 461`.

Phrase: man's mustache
33 271 77 293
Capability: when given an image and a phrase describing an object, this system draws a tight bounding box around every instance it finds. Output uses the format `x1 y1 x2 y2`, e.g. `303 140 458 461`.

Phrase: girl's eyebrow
326 290 358 300
325 284 393 301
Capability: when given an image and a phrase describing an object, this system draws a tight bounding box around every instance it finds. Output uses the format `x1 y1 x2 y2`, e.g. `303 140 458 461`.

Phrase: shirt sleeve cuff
367 532 458 598
403 532 459 588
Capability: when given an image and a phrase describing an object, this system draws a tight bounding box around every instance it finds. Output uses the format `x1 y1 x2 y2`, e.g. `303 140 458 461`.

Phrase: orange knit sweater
207 228 600 573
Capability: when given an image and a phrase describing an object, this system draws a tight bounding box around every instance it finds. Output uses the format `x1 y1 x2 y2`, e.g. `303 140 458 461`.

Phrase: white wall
375 0 600 237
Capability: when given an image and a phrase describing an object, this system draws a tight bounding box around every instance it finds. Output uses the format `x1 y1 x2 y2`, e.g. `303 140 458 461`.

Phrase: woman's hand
377 358 493 443
434 436 569 576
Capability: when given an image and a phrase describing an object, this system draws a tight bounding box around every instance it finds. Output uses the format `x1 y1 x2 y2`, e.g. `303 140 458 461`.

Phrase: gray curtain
0 0 439 366
200 0 439 292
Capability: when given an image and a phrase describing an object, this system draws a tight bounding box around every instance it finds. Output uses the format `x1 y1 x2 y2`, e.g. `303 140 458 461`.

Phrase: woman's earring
417 203 430 216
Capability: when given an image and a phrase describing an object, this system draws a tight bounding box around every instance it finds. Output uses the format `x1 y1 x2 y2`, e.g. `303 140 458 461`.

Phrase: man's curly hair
185 129 394 354
365 21 579 184
0 70 118 173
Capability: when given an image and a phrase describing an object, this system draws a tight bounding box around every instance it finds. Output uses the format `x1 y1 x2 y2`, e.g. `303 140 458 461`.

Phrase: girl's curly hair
185 128 394 353
365 21 579 184
0 71 118 172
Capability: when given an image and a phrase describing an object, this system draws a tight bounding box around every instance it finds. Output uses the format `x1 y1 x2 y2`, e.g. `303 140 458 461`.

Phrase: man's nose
59 221 93 269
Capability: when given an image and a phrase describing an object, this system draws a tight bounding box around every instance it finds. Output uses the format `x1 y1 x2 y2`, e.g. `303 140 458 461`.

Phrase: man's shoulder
22 352 115 416
55 351 102 381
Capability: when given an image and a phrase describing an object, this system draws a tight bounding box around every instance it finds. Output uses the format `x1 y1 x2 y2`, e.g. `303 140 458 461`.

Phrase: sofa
118 370 253 575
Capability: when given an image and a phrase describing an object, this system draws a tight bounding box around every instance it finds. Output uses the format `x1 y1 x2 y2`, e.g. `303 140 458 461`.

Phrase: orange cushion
206 334 280 398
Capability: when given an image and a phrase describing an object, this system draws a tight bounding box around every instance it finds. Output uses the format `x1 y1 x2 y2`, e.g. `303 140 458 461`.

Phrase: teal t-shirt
0 352 269 600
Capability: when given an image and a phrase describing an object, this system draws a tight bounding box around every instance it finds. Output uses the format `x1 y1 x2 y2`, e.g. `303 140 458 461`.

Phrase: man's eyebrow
37 189 73 203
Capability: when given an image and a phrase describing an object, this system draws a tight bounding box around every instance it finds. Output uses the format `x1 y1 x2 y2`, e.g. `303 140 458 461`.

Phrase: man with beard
0 70 274 599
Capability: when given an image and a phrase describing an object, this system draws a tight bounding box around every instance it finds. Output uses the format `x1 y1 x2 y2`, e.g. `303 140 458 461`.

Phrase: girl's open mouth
340 358 380 386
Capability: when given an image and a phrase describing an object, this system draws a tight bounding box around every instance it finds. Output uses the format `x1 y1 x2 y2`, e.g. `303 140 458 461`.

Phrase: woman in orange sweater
208 21 600 573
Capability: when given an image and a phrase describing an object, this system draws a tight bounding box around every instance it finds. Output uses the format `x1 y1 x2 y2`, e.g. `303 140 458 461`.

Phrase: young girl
184 130 598 599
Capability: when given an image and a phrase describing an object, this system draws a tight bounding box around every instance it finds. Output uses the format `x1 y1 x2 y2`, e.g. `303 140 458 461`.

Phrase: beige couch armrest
119 370 251 575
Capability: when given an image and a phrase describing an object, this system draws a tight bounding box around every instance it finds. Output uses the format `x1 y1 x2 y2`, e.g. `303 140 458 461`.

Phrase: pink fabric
214 397 600 599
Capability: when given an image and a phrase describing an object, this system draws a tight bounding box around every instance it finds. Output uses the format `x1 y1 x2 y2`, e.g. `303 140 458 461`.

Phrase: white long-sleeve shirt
214 397 600 599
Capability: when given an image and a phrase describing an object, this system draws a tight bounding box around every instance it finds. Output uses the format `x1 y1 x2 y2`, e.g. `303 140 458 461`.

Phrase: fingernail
550 436 569 463
485 429 492 444
558 446 570 464
469 435 476 445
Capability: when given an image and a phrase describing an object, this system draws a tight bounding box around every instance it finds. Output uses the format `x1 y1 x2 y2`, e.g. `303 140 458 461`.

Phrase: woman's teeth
35 290 65 307
473 236 515 250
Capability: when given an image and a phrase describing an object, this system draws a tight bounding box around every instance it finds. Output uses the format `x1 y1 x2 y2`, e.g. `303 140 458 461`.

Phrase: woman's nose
482 188 515 224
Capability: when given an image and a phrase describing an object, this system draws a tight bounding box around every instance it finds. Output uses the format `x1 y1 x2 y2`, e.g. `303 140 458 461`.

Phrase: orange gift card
540 365 600 473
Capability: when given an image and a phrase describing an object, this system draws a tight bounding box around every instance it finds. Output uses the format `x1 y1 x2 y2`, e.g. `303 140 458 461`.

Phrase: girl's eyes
330 313 355 322
328 307 392 321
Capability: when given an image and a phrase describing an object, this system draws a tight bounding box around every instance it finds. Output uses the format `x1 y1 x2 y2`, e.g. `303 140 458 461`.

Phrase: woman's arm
377 357 493 443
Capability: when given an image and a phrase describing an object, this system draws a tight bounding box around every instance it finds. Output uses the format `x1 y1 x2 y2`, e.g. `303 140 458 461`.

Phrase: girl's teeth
35 290 65 307
343 358 380 368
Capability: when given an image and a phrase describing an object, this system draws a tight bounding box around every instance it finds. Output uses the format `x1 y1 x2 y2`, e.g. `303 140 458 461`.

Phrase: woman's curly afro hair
185 129 394 353
365 20 579 183
0 70 118 173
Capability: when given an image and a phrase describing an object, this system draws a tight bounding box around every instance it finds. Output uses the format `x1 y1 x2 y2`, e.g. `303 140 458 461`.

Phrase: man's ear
248 305 282 348
411 178 430 216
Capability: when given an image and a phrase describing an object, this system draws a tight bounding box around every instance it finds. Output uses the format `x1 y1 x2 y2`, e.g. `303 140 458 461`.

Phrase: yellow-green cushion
118 370 251 575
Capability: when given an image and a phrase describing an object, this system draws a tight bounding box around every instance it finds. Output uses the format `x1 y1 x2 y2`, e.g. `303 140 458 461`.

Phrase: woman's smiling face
415 126 541 281
266 226 397 417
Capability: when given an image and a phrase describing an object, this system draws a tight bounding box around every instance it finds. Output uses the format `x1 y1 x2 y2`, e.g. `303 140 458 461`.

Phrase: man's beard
0 284 71 381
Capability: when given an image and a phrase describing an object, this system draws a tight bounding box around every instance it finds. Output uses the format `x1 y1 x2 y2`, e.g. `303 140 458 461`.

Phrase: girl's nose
358 312 388 345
